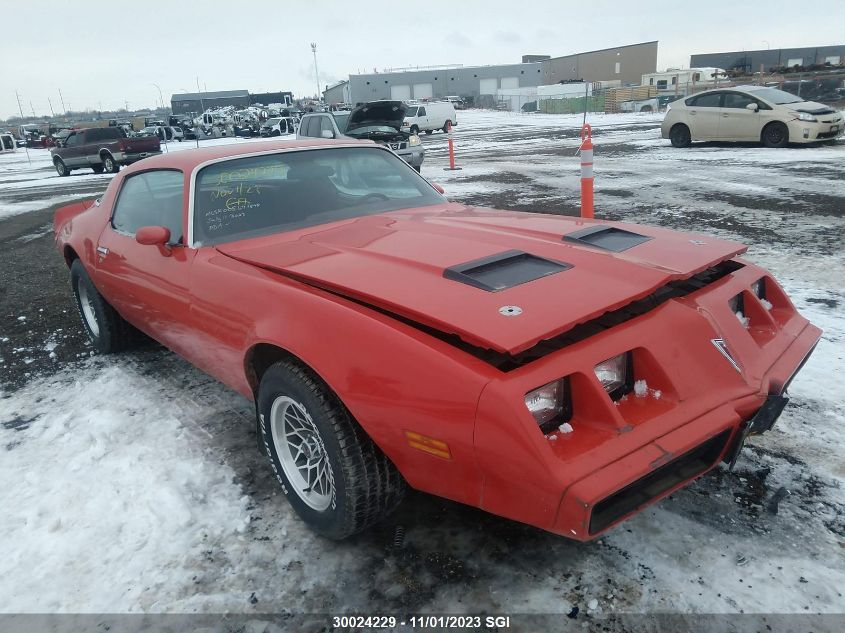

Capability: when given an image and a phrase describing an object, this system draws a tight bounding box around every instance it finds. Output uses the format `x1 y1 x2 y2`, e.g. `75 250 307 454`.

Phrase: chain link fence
487 69 845 115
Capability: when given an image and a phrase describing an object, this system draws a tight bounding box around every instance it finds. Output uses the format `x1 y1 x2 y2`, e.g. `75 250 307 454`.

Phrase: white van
401 102 457 135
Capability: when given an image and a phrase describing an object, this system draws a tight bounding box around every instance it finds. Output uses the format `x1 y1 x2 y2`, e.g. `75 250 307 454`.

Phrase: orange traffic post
580 123 594 219
443 120 462 171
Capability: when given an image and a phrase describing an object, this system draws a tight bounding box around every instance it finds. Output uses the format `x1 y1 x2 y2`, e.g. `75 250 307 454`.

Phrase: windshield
332 113 350 132
750 87 805 105
405 107 418 116
193 147 443 246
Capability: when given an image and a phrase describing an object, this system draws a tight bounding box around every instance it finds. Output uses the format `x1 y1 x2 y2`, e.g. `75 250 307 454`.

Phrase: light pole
151 82 164 110
311 43 321 102
762 40 770 50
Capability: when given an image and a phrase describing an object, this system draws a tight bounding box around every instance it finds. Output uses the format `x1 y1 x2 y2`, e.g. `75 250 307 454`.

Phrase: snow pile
735 311 750 328
0 362 251 612
558 422 574 434
633 379 648 397
760 298 773 311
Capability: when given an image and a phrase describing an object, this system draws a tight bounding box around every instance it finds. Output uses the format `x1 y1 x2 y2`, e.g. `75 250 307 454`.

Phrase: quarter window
112 170 184 242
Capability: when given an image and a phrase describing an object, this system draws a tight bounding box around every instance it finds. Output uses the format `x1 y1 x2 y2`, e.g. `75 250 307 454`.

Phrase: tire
442 122 451 133
257 360 406 539
92 165 104 174
410 125 419 135
762 122 789 148
413 165 421 173
70 259 142 353
101 153 119 173
670 123 692 148
424 130 433 135
54 158 69 177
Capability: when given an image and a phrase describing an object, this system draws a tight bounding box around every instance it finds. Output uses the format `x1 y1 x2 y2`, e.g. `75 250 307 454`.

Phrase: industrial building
690 45 845 73
341 41 659 106
541 41 658 87
170 90 292 114
323 80 351 105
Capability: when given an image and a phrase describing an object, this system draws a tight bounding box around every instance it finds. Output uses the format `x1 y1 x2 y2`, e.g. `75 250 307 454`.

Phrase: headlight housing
524 378 571 433
594 352 632 400
794 111 817 122
409 134 421 146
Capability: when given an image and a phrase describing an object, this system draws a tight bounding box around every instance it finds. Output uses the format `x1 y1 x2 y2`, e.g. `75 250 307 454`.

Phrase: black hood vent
564 226 652 252
443 250 571 292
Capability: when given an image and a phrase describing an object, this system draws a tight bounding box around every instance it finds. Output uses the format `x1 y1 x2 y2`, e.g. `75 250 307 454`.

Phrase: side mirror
136 226 171 247
320 129 334 139
746 102 759 112
431 182 445 194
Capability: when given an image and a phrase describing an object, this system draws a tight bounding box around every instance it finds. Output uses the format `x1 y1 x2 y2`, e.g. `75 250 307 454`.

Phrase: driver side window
112 170 184 242
65 133 80 147
418 107 426 116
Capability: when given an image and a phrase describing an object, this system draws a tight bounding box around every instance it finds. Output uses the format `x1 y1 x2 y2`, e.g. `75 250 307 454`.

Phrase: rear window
686 92 722 108
192 147 443 246
84 127 125 142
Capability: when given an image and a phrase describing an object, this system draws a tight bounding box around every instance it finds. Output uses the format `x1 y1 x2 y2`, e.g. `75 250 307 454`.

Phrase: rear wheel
257 360 406 539
424 130 433 135
443 121 453 133
670 123 691 148
54 158 69 177
101 153 119 173
92 165 104 174
762 122 789 148
70 259 143 353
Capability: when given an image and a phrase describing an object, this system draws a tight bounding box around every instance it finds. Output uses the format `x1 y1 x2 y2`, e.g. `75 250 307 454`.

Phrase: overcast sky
2 0 842 120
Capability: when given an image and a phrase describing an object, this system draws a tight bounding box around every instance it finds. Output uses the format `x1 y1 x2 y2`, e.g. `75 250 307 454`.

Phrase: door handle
97 246 109 256
722 113 729 117
689 111 697 116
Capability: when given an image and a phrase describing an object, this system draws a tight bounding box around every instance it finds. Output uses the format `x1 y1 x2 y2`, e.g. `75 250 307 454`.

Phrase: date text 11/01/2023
332 615 512 628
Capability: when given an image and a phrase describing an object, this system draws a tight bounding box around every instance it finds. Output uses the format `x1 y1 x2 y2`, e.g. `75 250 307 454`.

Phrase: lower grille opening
588 429 731 535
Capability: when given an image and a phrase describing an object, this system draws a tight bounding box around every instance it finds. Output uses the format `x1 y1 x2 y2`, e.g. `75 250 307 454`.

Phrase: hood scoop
564 226 652 252
443 250 572 292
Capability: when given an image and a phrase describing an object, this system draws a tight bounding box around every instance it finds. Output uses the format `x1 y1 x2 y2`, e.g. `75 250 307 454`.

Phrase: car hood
215 204 746 356
789 100 837 115
346 101 407 132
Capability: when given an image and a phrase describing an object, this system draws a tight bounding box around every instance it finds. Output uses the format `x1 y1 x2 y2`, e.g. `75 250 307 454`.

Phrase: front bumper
474 260 821 540
787 117 843 142
396 146 425 167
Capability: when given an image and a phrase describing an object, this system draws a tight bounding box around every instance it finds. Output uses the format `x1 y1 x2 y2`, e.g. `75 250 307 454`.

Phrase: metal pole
152 83 164 111
58 88 66 114
311 43 321 103
47 97 55 117
583 82 588 127
15 91 32 165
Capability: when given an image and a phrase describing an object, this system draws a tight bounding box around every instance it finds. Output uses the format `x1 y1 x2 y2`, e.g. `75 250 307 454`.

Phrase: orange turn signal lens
405 431 451 459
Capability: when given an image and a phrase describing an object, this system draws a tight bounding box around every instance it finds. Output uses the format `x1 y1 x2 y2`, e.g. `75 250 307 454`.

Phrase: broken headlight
594 352 632 400
525 378 570 433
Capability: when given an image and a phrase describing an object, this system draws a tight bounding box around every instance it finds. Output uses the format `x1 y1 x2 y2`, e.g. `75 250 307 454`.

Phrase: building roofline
544 40 659 62
349 61 542 78
691 44 845 57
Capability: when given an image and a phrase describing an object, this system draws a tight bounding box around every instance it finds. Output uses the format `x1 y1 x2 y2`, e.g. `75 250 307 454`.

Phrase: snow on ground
1 110 843 620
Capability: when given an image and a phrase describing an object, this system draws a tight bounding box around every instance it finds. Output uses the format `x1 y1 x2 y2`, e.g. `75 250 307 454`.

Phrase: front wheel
54 158 69 177
409 125 419 135
92 165 104 174
70 259 142 353
413 165 421 173
670 124 691 148
257 360 406 539
762 122 789 148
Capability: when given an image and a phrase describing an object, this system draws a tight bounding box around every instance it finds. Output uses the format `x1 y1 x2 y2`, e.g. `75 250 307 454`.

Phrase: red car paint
54 139 821 540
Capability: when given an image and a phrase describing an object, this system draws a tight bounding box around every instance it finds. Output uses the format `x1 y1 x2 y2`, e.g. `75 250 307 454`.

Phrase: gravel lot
1 111 843 630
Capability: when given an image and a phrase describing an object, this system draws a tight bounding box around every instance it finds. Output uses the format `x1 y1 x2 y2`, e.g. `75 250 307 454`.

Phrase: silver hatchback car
661 85 843 148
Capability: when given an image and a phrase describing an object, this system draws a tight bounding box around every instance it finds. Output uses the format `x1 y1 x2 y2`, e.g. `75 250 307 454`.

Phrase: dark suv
50 127 161 176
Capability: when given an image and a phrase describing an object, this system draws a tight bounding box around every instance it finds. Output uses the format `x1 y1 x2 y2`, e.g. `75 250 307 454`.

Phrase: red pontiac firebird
54 139 820 540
